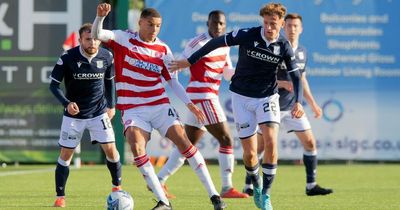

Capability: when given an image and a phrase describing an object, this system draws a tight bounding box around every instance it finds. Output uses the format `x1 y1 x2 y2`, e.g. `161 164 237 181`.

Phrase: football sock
106 154 122 187
261 163 277 195
55 157 70 197
135 154 169 205
183 145 219 197
303 150 318 189
245 163 261 188
218 146 234 191
157 147 185 184
244 173 253 188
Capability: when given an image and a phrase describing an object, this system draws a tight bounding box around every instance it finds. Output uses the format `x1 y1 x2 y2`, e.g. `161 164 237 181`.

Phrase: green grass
1 164 400 209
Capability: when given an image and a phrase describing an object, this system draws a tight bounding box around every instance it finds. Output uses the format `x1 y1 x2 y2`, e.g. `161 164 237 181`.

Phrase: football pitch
1 163 399 210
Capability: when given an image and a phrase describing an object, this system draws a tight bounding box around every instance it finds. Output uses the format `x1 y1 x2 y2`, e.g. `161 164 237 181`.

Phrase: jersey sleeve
49 53 70 107
50 54 67 83
283 43 299 73
105 50 115 79
224 48 233 69
302 48 308 74
104 30 125 51
161 45 175 80
224 28 252 47
182 36 202 59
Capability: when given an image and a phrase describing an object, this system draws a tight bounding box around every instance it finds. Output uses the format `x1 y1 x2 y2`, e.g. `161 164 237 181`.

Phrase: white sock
218 146 234 190
182 145 219 197
158 147 186 184
306 182 317 189
135 154 169 205
244 184 253 190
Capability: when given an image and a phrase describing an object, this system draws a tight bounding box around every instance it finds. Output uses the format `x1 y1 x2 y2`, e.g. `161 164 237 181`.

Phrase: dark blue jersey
188 26 301 100
225 27 299 98
50 46 115 119
278 46 307 111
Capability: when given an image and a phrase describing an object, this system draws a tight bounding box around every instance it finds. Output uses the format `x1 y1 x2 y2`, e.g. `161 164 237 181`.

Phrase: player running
156 10 248 199
243 13 333 197
92 3 226 210
169 3 304 210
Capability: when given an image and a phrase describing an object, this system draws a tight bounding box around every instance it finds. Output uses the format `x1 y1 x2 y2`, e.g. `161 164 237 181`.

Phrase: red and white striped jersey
106 30 175 110
182 32 232 100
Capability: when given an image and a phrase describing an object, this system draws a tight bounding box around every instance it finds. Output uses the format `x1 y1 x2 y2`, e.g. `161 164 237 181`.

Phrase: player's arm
222 51 235 81
167 77 205 123
49 81 69 107
92 3 115 42
104 54 116 119
288 69 303 118
285 47 304 118
302 73 322 118
169 35 227 72
49 56 79 115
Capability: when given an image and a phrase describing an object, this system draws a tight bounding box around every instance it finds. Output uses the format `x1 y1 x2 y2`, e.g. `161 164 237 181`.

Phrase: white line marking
0 168 55 177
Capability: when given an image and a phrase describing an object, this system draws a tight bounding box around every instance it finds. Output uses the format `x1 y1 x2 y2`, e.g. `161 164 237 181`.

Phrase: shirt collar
261 27 279 46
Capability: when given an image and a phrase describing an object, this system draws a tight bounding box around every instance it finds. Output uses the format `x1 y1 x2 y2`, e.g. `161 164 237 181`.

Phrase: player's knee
106 152 120 162
243 150 257 162
218 134 233 146
303 138 316 150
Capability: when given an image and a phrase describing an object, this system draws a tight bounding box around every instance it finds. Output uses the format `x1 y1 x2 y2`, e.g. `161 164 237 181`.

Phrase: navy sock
245 173 252 185
303 154 317 183
261 163 277 195
55 163 69 196
107 160 122 186
245 163 261 188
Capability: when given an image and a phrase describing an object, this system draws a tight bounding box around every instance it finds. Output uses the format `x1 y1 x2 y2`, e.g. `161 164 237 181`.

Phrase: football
106 190 134 210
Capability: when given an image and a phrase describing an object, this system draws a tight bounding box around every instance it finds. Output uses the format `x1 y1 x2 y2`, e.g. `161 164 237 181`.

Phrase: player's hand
187 103 205 124
311 103 322 119
106 108 116 120
277 80 293 92
291 102 304 118
169 59 191 72
97 3 111 17
67 102 80 116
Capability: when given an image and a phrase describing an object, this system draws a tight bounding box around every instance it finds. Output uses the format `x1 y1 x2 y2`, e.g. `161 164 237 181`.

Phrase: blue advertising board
142 0 400 160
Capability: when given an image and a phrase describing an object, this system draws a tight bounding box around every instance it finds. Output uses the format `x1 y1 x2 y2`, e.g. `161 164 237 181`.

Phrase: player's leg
126 126 171 208
165 124 226 209
90 113 122 191
165 125 210 187
157 125 204 186
54 116 85 207
123 108 171 208
199 98 247 198
241 134 263 208
231 92 261 207
54 147 74 207
258 123 279 210
295 129 333 196
243 131 264 196
206 121 249 198
256 93 281 210
100 143 122 191
155 104 226 209
156 104 206 198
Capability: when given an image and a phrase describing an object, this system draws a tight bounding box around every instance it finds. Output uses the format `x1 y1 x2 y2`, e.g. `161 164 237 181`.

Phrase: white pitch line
0 168 55 177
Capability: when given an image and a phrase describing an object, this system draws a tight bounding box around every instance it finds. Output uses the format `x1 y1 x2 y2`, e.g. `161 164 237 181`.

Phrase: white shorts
185 98 227 129
121 104 182 137
58 113 115 148
231 92 280 139
280 110 311 132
